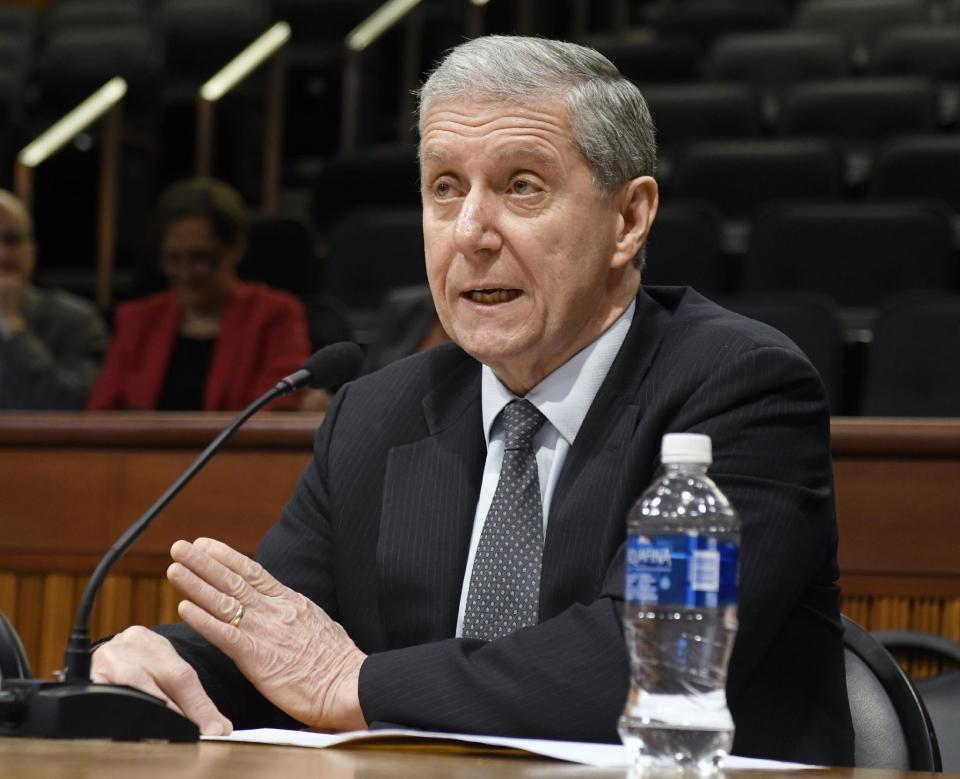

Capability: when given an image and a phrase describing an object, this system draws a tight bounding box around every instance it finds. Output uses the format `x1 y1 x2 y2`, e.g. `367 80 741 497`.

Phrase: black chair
672 139 843 221
44 1 148 34
794 0 931 68
643 201 727 295
743 202 956 308
324 208 426 336
643 0 787 50
842 614 940 770
871 25 960 80
869 136 960 212
709 31 849 127
311 147 421 232
862 294 960 416
780 77 939 139
874 631 960 772
721 293 846 413
34 25 161 120
241 216 320 297
160 0 270 98
641 84 762 187
0 5 35 43
779 77 939 185
710 30 848 85
591 35 703 83
641 83 762 145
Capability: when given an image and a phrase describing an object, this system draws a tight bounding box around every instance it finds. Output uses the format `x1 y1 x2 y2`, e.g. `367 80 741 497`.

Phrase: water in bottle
619 433 741 771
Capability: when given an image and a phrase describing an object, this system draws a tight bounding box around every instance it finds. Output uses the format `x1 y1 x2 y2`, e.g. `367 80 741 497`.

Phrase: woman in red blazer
88 179 310 411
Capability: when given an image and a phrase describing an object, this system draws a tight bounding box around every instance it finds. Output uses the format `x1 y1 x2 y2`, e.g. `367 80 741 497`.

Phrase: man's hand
167 537 368 732
0 271 26 338
91 625 233 736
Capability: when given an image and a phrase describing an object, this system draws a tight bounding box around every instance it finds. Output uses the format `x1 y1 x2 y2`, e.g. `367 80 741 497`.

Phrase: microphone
0 343 363 741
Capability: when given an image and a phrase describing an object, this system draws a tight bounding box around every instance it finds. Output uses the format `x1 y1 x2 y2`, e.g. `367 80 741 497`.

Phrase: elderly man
0 189 107 409
93 37 854 765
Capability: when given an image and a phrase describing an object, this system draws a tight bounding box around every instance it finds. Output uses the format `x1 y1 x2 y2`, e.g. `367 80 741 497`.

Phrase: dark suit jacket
159 287 854 765
87 282 310 411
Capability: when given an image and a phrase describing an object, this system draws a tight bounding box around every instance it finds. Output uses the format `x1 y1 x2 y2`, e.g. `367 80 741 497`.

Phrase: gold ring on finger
228 603 245 627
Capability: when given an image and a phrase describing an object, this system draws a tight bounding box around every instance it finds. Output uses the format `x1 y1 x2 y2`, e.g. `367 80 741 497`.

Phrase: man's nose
453 191 501 257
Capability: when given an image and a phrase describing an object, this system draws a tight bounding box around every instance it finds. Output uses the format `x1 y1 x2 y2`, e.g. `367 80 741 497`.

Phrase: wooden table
0 738 948 779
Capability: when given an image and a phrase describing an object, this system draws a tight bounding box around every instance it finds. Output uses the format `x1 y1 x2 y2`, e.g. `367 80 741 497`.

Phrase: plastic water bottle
619 433 740 771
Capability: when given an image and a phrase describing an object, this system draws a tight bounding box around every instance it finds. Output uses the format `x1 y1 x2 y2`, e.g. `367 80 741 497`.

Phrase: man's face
420 98 642 394
160 216 239 311
0 201 35 281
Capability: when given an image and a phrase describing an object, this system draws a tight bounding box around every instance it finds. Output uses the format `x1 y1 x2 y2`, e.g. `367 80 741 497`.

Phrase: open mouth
464 289 522 304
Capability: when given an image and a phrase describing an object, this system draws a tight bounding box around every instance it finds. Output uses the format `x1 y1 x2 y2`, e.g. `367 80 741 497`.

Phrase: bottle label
625 533 738 607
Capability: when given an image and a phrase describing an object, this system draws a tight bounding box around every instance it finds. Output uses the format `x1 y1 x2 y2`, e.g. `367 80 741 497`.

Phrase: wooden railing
2 414 958 678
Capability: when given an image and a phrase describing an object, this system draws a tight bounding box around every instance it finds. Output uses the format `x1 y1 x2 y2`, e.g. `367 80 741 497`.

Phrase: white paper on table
204 728 818 770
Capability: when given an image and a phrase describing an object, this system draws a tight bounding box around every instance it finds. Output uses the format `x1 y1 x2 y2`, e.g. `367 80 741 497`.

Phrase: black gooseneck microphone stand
0 343 362 741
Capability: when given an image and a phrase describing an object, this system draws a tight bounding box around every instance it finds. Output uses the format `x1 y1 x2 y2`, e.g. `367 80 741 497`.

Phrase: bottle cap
661 433 712 465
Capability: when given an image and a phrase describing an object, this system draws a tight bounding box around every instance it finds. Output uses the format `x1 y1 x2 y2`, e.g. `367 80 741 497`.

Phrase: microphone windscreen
301 342 363 389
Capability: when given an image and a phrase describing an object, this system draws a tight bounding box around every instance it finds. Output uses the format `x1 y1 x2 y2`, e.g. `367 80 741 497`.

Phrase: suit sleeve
0 300 106 410
356 344 841 748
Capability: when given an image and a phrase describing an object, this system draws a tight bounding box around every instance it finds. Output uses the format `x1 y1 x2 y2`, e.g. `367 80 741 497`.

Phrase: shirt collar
481 299 636 446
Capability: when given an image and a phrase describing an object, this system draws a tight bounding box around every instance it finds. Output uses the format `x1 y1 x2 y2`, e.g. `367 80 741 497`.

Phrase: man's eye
435 181 452 198
511 179 532 195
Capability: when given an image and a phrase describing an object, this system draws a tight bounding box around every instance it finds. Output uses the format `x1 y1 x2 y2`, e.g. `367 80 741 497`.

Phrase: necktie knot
501 400 546 451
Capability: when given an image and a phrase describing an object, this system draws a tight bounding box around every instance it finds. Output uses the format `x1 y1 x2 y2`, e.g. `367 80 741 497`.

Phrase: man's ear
611 176 659 271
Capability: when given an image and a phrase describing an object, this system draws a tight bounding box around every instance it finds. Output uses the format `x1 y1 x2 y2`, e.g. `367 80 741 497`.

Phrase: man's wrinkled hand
167 537 367 732
91 626 233 736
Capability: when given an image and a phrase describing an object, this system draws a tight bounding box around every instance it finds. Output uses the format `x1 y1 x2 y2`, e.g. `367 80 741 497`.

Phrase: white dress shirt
455 301 636 636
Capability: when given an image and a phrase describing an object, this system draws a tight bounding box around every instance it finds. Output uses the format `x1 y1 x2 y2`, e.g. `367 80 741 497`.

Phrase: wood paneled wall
2 413 959 680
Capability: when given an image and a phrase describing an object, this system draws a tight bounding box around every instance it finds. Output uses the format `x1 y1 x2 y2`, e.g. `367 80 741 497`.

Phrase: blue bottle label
625 533 738 607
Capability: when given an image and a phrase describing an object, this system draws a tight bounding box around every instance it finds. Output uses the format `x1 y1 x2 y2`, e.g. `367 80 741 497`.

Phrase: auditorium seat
779 77 938 186
744 202 956 308
842 614 941 770
44 1 149 35
643 201 727 295
708 31 849 126
34 25 161 121
672 139 843 221
873 630 960 772
160 0 270 100
640 84 761 187
643 0 787 50
793 0 931 69
862 294 960 416
324 208 426 337
869 136 960 212
311 147 421 232
241 216 320 297
0 5 35 43
721 293 846 413
591 35 703 84
870 26 960 125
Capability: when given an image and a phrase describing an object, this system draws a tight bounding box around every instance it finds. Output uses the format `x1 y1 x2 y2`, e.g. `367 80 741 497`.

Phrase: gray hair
416 35 657 198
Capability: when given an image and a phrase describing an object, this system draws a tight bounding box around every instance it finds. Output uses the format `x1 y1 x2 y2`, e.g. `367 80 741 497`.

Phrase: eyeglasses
0 230 30 247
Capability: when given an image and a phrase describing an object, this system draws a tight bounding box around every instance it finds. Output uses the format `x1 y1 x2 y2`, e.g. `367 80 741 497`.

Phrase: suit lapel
540 290 673 618
377 357 485 645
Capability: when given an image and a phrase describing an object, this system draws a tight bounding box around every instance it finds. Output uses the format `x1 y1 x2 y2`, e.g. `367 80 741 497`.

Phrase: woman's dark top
157 334 215 411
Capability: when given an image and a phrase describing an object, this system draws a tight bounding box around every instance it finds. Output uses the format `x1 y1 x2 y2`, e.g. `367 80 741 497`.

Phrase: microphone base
0 679 199 742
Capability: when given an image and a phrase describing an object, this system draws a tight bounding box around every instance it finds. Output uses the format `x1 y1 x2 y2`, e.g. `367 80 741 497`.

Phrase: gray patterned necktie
462 399 547 640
